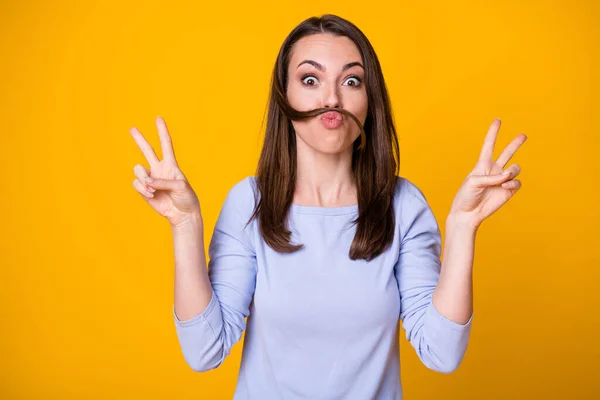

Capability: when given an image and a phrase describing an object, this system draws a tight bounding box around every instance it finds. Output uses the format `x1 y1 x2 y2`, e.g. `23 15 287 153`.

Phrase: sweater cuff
173 290 220 330
425 301 473 332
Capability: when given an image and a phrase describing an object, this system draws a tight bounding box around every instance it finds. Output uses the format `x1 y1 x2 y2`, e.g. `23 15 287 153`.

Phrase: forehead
289 34 362 68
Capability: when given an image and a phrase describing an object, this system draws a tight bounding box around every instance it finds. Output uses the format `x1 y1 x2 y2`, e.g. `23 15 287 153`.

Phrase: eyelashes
300 74 363 88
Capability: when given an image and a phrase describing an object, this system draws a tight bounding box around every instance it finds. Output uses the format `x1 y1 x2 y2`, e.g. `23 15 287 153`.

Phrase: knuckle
133 180 144 193
134 164 148 175
133 164 146 178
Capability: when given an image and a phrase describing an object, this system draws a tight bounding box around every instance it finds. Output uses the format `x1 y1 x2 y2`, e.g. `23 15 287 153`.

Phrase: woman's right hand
129 116 201 228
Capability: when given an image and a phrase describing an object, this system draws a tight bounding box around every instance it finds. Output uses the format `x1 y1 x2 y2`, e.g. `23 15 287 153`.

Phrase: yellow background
1 0 598 398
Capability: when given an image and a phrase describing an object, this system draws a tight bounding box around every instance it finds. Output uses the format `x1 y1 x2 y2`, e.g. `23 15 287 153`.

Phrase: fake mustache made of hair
274 88 367 150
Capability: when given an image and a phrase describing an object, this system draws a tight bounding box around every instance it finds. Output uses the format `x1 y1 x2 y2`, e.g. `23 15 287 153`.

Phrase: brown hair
249 14 400 262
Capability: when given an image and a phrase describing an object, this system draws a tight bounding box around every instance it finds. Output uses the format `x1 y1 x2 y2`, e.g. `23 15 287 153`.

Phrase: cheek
347 93 369 123
286 82 316 111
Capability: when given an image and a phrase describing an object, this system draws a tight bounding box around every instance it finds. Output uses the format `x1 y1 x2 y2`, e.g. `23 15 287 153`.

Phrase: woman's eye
301 75 319 86
344 76 362 87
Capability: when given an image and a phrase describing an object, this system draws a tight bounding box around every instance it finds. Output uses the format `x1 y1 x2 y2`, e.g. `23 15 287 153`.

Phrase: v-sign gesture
449 119 528 229
130 116 201 227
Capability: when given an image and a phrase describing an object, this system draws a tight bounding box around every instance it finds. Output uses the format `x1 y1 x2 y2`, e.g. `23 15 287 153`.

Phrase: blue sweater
173 176 473 399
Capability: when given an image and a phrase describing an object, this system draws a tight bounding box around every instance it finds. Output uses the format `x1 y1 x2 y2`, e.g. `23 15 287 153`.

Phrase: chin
311 138 353 154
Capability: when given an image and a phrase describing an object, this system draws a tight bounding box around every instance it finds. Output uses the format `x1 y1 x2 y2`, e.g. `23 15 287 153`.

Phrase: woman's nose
321 84 341 108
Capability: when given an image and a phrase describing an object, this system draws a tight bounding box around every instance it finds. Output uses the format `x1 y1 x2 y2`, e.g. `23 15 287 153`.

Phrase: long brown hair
249 14 400 262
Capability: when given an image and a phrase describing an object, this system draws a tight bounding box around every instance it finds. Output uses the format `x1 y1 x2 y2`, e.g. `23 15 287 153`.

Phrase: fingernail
147 186 155 193
502 170 510 175
145 177 153 183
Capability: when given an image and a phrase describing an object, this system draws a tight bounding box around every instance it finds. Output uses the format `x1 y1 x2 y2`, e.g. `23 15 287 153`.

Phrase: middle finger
496 134 527 168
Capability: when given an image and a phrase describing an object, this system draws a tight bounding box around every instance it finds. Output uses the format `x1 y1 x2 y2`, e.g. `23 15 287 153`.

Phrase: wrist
170 212 204 232
446 212 480 233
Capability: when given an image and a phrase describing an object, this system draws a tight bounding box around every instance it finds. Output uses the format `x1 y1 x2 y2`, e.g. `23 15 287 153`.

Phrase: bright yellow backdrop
1 0 598 398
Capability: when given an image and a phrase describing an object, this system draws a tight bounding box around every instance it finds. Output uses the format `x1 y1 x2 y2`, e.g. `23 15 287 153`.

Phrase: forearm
431 214 477 325
172 213 213 321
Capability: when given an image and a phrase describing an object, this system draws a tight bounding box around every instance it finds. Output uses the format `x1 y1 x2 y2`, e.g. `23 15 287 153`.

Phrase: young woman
129 14 526 400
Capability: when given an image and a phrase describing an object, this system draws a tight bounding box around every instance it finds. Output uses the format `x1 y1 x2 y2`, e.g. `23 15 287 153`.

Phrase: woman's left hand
449 118 527 230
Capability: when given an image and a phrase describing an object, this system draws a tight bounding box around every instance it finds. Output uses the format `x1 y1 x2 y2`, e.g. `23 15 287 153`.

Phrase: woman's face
286 33 368 155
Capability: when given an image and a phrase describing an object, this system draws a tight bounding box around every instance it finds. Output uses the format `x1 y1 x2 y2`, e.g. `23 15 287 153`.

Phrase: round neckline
290 203 359 215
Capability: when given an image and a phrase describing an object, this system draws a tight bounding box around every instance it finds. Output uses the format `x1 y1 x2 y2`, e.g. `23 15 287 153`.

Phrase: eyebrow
297 60 364 72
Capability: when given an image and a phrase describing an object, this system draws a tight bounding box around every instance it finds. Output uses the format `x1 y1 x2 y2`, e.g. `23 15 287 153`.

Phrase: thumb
145 177 186 191
469 171 511 187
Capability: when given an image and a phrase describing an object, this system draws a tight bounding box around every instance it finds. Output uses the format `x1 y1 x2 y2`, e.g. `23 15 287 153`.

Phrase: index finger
478 118 501 162
129 126 160 167
156 116 177 164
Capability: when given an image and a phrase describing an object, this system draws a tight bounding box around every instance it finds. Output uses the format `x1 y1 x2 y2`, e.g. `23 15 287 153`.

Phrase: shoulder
227 175 258 200
392 175 431 208
392 175 439 239
221 176 259 217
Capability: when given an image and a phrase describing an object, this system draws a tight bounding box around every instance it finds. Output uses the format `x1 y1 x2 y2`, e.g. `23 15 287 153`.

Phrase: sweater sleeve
173 177 258 372
394 178 473 374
